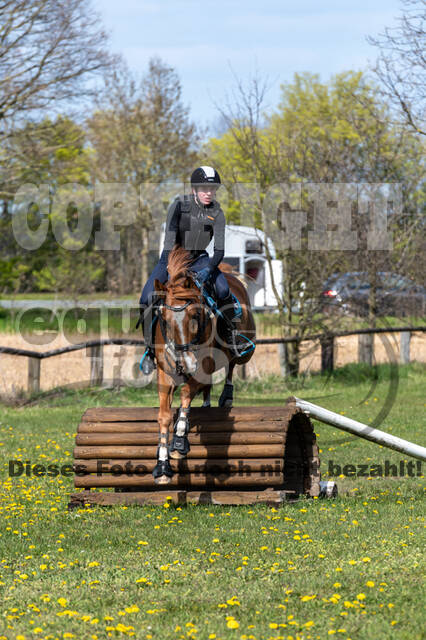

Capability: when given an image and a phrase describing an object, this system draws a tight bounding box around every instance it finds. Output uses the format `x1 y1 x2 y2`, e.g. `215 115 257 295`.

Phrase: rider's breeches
139 254 230 307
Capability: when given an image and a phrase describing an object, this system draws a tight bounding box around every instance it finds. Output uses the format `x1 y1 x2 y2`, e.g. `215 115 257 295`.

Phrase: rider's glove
197 267 211 284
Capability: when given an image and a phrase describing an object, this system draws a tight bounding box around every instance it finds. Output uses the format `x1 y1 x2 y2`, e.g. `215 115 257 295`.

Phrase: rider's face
194 185 217 205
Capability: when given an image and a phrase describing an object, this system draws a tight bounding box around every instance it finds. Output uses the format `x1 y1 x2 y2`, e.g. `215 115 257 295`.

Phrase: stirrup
140 348 156 375
229 331 249 357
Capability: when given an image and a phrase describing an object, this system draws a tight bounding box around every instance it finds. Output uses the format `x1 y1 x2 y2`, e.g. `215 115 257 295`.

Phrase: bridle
156 297 212 379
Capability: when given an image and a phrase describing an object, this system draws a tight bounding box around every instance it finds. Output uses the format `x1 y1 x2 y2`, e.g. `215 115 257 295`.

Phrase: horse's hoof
169 449 185 460
169 434 190 458
221 398 233 408
154 474 172 485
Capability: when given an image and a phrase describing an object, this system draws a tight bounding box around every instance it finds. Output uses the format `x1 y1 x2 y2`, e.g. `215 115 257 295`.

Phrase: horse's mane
167 246 199 300
167 246 192 284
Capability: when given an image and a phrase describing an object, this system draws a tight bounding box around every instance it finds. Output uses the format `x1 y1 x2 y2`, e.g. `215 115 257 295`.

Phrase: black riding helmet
190 166 221 186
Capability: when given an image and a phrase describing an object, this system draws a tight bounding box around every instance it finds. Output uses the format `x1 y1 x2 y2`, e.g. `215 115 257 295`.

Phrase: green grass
0 307 141 336
255 312 425 337
0 363 425 640
0 293 136 301
0 302 423 336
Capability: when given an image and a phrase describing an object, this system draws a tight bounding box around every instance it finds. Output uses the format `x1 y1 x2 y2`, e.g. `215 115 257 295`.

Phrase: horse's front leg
153 368 175 484
169 379 199 459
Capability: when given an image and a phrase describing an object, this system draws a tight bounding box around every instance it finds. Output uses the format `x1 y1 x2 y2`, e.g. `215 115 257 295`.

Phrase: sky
93 0 402 133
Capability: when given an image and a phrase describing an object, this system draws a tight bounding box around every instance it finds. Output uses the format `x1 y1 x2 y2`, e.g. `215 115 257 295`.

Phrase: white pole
293 397 426 462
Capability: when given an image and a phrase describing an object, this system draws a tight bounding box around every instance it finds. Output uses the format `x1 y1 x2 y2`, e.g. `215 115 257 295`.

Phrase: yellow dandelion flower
226 619 239 629
125 605 139 613
366 581 375 588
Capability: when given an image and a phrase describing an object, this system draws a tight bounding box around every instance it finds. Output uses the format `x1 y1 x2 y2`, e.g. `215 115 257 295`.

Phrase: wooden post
113 346 125 389
320 335 334 373
278 342 299 377
278 343 287 376
28 357 40 393
358 333 374 365
89 344 104 386
400 331 411 364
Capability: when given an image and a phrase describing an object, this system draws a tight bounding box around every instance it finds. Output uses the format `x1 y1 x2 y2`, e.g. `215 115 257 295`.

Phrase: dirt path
0 330 424 396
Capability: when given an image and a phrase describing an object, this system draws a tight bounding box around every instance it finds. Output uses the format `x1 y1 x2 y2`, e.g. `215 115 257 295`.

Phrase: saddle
191 274 254 358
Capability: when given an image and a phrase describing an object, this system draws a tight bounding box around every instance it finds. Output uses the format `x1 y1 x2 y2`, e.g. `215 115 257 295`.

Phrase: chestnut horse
151 247 256 484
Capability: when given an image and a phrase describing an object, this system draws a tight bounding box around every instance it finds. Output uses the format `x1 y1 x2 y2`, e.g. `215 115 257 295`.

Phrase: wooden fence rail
0 327 424 393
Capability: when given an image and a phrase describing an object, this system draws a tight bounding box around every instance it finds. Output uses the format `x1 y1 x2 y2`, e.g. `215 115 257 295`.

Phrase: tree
207 71 425 375
0 116 105 295
86 58 199 292
0 0 115 124
0 1 115 297
368 0 426 135
0 0 116 225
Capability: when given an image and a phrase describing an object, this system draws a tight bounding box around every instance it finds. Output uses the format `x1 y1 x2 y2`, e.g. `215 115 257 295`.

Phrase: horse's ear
154 279 166 292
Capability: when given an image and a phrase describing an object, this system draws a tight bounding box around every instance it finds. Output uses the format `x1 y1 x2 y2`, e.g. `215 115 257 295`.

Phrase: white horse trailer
159 224 282 310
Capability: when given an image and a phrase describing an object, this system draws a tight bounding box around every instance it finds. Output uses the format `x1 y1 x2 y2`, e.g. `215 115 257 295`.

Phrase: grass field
0 301 423 337
0 363 425 640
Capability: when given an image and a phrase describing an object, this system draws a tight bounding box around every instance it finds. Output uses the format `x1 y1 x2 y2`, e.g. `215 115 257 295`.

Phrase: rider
138 166 240 375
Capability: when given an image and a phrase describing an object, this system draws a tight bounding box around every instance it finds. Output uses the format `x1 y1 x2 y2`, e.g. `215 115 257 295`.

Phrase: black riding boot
218 293 244 356
137 304 157 375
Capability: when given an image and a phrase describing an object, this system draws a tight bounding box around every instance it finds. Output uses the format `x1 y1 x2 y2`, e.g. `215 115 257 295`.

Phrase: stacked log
70 402 320 506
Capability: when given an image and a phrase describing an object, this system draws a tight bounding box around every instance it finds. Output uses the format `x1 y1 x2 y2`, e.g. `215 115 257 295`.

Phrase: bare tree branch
368 0 426 135
0 0 117 123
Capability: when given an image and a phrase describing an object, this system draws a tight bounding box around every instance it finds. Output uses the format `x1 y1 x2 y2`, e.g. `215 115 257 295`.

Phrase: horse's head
154 248 212 378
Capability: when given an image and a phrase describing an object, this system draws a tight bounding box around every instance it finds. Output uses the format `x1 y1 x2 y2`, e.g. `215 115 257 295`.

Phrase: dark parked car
321 272 426 317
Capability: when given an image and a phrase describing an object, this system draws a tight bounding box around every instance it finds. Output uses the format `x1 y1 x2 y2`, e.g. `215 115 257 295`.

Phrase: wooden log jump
69 400 321 507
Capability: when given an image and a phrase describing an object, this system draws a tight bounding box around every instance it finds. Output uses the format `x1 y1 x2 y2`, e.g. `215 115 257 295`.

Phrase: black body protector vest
177 195 221 257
